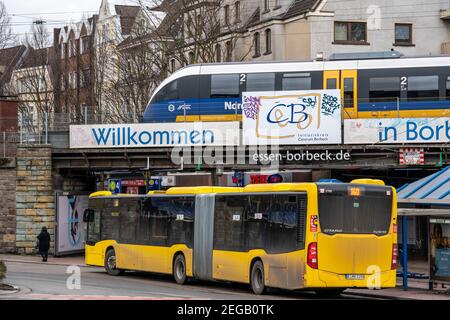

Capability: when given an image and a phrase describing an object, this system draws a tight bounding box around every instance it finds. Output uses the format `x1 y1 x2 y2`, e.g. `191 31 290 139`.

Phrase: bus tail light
393 223 397 233
307 242 318 269
391 244 398 269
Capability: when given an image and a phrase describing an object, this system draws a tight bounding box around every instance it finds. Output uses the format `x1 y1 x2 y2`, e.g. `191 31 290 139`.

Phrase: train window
343 78 354 107
165 80 178 100
369 77 400 102
446 77 450 98
407 75 439 101
326 78 337 89
211 74 240 98
153 80 178 103
282 73 311 90
246 73 275 91
178 76 199 100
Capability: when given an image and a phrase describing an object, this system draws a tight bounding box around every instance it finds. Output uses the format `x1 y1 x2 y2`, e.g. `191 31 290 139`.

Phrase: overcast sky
2 0 139 41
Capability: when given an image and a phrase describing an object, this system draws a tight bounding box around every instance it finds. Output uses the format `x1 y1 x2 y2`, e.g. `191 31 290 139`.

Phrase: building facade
53 16 98 127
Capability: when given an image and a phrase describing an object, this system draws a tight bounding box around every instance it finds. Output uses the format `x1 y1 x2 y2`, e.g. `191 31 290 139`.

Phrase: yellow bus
84 179 398 295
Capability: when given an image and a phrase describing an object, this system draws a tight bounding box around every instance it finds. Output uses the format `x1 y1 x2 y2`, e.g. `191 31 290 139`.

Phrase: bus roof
88 180 390 198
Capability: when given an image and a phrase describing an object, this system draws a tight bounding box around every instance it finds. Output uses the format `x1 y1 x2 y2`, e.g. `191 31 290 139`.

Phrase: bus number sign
176 214 184 221
233 214 241 221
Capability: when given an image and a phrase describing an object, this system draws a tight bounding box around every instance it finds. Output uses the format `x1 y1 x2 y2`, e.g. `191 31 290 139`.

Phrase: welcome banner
70 122 240 149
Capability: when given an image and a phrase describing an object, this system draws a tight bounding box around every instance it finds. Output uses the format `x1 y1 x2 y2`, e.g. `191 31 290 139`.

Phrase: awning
397 166 450 206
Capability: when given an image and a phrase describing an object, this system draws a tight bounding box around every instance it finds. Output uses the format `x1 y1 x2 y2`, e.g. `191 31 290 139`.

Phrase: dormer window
263 0 270 13
235 2 241 23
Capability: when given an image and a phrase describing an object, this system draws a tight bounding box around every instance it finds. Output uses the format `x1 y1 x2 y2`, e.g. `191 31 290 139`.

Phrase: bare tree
140 0 254 68
0 1 14 48
93 0 254 123
12 22 54 133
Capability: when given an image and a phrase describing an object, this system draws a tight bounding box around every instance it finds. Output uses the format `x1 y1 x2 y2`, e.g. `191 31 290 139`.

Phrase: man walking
37 227 51 262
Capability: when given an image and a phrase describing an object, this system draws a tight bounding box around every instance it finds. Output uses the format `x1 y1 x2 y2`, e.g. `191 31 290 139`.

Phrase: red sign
126 187 139 194
399 148 424 165
122 180 146 187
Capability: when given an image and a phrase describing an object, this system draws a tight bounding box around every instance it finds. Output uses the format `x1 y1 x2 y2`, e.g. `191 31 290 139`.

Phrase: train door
323 70 358 119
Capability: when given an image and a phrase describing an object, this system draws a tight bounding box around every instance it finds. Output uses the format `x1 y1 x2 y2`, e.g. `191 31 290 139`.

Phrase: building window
188 51 195 64
235 2 241 22
265 29 271 54
274 0 281 9
170 59 176 73
334 21 367 44
60 42 65 59
253 32 260 57
263 0 270 13
68 39 77 57
225 41 232 62
81 36 90 54
69 72 77 89
224 5 230 25
395 23 413 46
215 44 222 62
60 75 65 91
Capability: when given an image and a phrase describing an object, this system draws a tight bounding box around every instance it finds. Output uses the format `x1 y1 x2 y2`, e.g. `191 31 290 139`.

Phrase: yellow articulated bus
84 179 398 295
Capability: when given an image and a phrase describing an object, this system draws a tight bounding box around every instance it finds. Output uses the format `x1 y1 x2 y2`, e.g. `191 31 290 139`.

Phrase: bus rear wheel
250 261 266 295
104 249 123 276
173 254 187 285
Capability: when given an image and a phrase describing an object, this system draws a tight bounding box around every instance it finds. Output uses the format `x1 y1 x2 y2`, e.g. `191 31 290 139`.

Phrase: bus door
323 70 358 119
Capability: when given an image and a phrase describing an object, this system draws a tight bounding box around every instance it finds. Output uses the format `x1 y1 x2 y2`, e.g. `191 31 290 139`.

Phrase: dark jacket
37 230 51 251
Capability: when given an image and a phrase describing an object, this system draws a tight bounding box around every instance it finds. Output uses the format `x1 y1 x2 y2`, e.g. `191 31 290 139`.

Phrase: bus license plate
345 274 364 280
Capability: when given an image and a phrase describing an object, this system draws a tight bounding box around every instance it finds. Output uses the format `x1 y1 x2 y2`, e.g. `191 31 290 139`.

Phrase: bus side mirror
83 209 94 222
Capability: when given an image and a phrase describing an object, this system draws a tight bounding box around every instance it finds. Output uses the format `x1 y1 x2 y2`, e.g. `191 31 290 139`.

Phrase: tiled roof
245 7 261 28
282 0 320 20
115 5 141 35
19 47 51 69
0 45 27 83
397 166 450 201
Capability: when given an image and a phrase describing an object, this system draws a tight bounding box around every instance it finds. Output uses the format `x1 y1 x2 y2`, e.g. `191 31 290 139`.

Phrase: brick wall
15 145 54 254
0 158 16 253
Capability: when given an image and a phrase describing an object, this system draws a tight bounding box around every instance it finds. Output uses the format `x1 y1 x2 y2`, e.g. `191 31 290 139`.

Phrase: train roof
148 54 450 103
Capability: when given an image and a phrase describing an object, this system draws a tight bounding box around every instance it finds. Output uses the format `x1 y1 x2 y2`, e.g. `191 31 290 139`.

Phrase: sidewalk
0 253 86 267
1 254 449 300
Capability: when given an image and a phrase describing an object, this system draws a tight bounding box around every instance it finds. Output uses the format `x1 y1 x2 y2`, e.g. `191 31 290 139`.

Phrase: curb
344 290 411 300
1 258 88 268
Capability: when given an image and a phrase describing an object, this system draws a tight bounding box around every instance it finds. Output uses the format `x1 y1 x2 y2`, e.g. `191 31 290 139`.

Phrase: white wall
310 0 450 59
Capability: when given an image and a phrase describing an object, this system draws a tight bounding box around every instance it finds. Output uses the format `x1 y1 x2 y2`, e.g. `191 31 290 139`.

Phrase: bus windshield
317 184 392 236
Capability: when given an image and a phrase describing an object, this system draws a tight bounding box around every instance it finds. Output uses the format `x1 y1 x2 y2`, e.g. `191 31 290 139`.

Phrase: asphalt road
1 261 382 300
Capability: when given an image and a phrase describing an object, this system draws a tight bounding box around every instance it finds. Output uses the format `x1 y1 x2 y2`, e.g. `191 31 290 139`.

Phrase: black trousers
39 250 48 261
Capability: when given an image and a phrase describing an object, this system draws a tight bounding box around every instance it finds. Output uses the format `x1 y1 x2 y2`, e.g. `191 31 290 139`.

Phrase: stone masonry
0 158 17 253
15 145 55 254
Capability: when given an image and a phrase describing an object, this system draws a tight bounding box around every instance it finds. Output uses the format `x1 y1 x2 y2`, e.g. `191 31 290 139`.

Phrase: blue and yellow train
143 55 450 123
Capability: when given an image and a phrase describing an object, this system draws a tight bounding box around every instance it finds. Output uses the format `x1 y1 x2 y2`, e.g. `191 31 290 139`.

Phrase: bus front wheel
104 249 123 276
173 254 187 285
250 261 266 295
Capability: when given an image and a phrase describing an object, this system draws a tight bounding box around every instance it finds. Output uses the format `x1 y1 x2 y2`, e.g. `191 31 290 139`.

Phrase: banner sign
55 194 88 256
345 118 450 144
70 122 240 148
242 90 342 145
